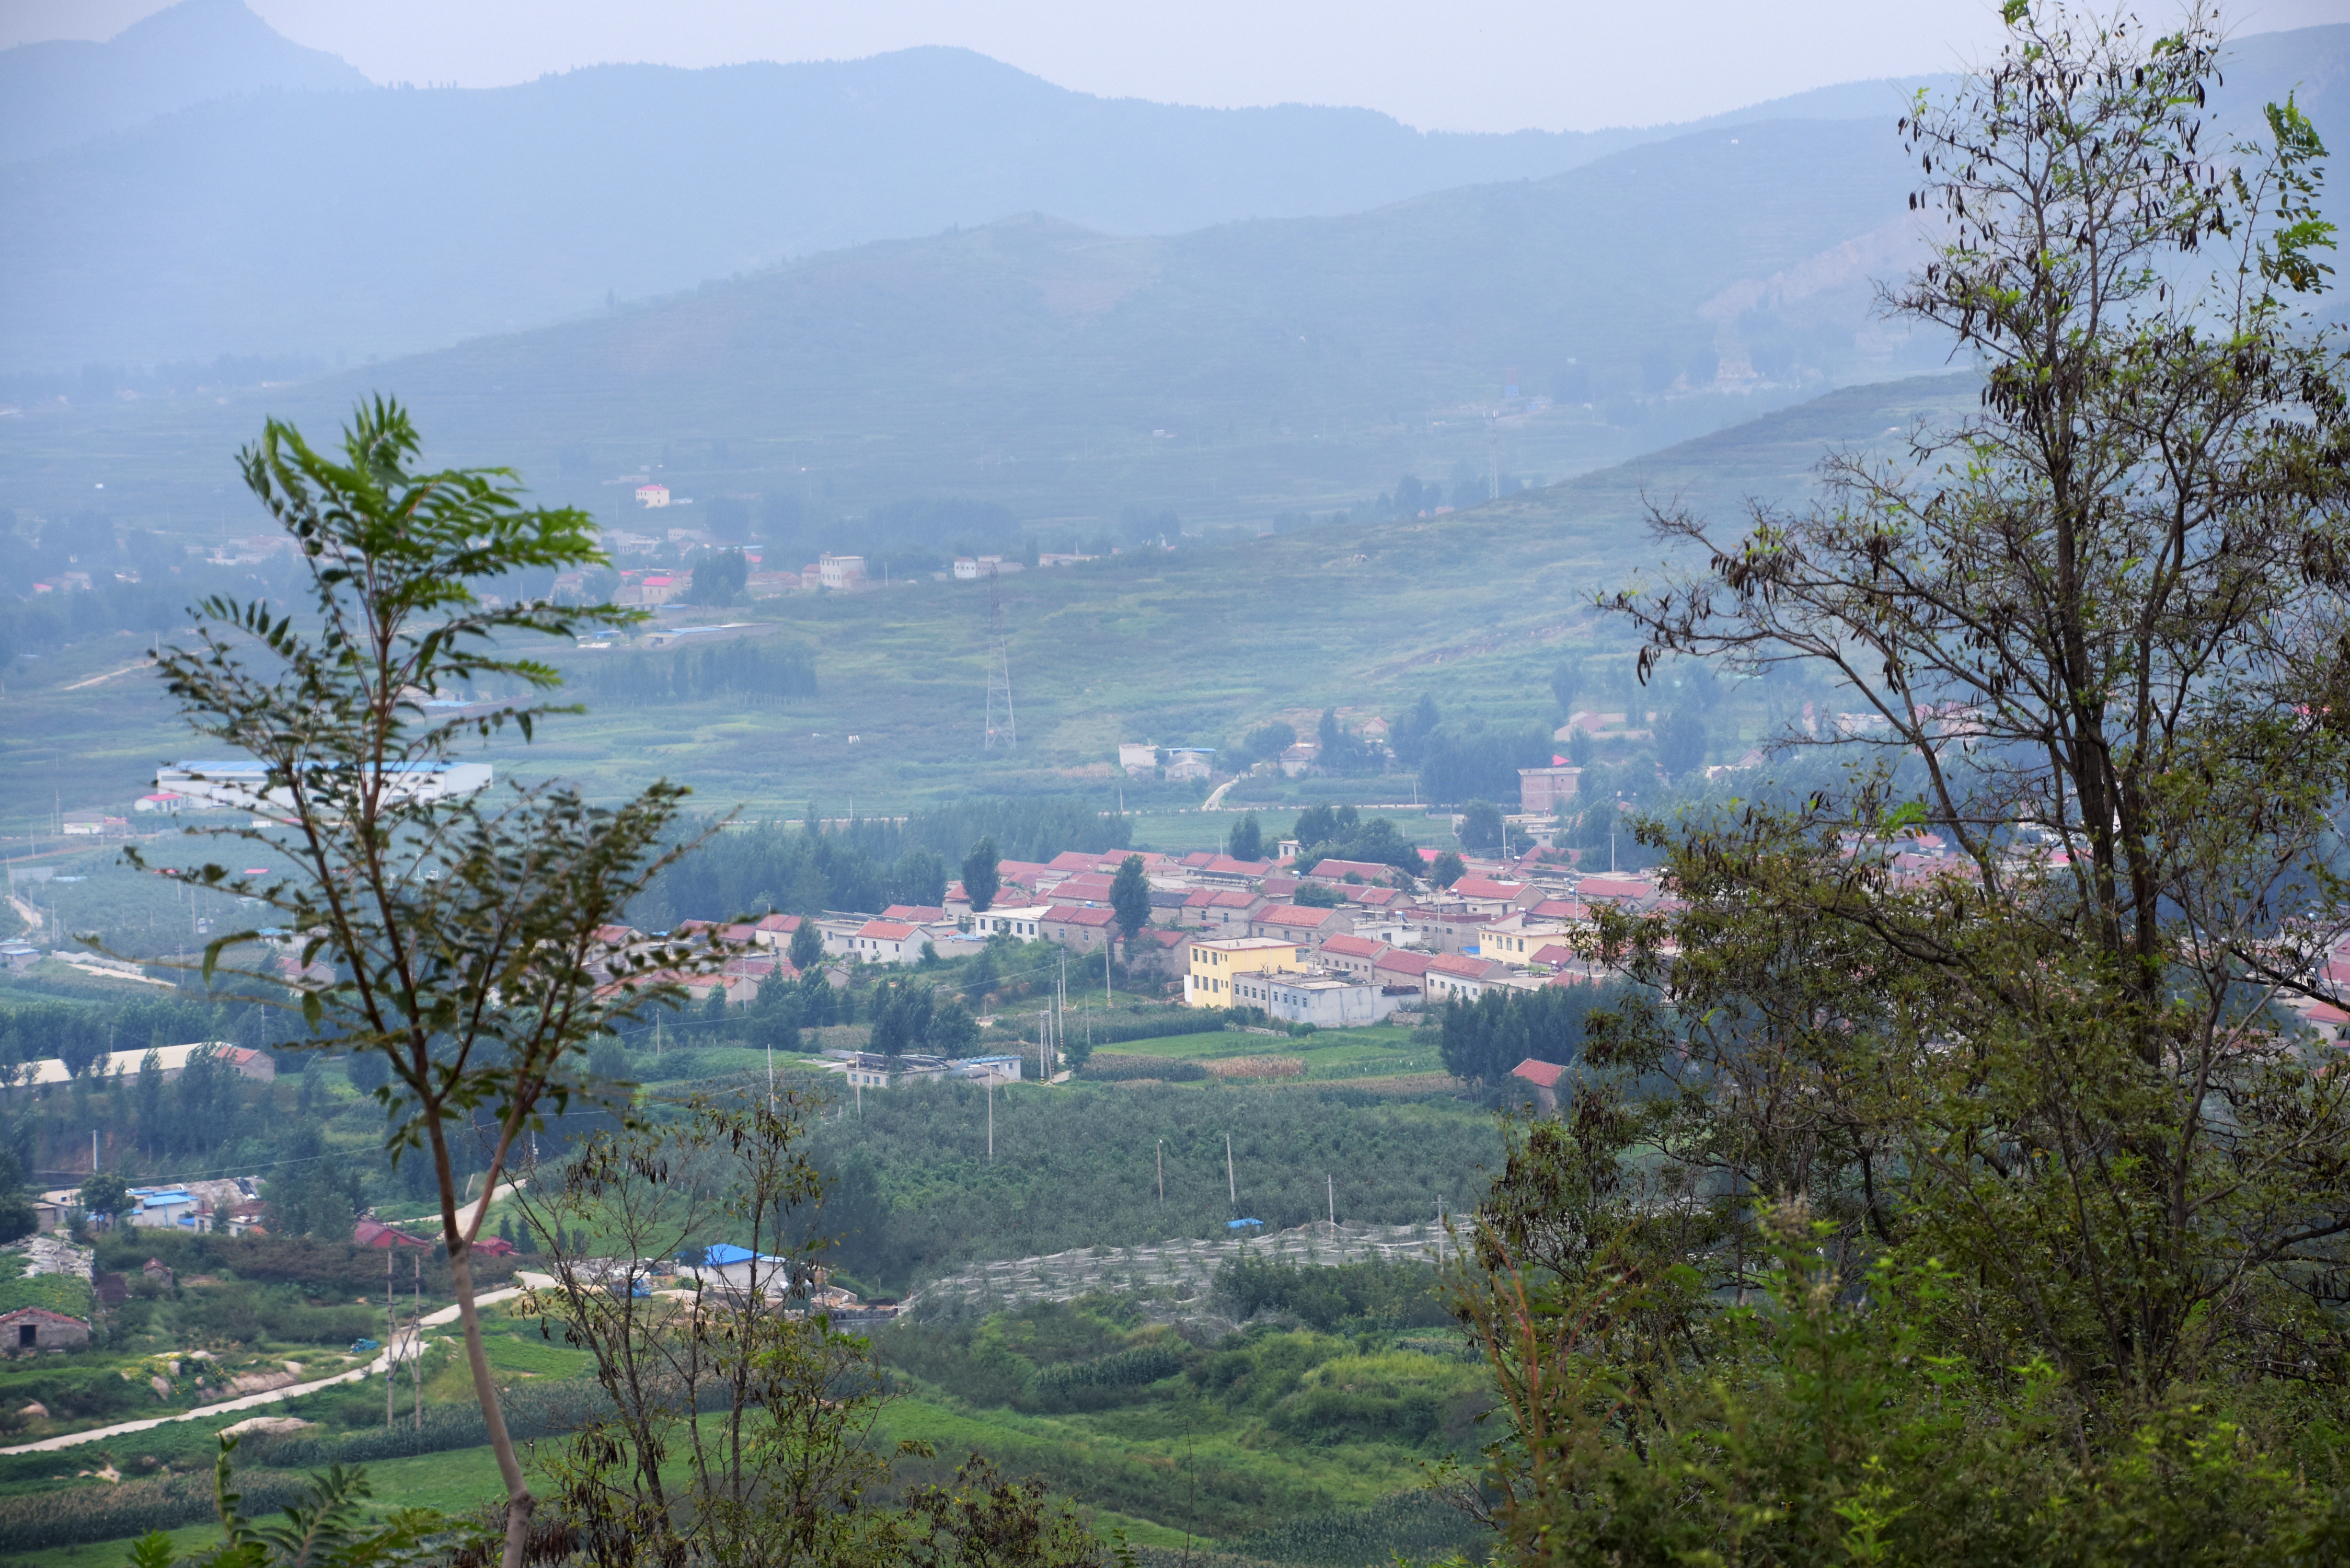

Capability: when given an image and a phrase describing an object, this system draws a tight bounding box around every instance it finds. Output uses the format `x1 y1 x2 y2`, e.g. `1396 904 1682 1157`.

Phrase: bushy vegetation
1436 978 1630 1089
1212 1256 1452 1332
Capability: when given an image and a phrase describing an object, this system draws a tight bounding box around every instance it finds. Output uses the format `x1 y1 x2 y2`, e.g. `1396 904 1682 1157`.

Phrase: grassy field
1092 1023 1447 1086
0 373 1972 837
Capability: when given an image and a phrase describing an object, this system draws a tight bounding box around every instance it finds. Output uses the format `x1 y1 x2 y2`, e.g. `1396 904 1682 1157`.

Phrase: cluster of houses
27 1173 270 1238
599 838 1697 1034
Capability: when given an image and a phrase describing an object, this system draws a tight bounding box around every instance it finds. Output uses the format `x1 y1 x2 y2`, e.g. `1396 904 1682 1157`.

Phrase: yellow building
1184 937 1301 1007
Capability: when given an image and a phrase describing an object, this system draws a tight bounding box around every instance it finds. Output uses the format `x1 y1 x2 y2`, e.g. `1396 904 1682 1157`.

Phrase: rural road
1 1281 544 1456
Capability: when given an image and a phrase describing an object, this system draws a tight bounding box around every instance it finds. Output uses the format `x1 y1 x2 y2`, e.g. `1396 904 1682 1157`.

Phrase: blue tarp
1227 1218 1264 1229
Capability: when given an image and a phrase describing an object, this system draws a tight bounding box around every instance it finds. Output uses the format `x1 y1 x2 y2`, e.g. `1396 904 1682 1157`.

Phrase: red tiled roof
1049 851 1100 871
1427 952 1498 979
1255 905 1339 929
754 913 802 932
0 1305 89 1324
1530 943 1578 968
1304 858 1396 883
1512 1058 1567 1088
1372 950 1436 977
1046 905 1117 927
882 905 946 921
1452 877 1529 901
1346 886 1404 906
1529 898 1586 920
857 921 917 940
1318 934 1387 959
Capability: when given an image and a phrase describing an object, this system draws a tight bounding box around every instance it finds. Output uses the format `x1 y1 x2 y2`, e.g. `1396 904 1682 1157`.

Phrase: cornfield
0 1468 311 1551
1203 1056 1304 1079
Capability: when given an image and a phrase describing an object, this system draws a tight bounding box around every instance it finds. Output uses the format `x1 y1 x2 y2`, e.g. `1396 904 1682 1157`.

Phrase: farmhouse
1 1306 89 1351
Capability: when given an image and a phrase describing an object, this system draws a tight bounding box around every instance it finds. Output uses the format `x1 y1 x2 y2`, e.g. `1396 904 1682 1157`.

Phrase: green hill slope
0 373 1973 829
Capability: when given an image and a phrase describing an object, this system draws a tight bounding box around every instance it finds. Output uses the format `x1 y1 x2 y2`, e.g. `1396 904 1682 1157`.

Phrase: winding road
1 1283 539 1456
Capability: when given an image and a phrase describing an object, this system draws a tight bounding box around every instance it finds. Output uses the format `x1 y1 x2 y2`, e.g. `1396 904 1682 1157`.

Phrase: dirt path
0 1284 535 1456
61 659 156 691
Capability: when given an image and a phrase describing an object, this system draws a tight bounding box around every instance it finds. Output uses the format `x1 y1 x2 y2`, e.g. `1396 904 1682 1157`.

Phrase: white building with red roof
1423 952 1508 1004
847 920 922 965
752 913 803 949
1249 905 1355 949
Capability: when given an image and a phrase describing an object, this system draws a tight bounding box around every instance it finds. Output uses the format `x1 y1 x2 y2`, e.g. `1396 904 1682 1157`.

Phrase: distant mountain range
0 0 365 164
0 116 1940 531
0 0 1974 373
0 5 2338 546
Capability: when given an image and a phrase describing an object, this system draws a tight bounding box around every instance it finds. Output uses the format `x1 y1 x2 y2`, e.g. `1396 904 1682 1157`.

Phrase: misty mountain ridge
0 0 1969 375
1 6 2335 379
0 0 365 165
0 114 1947 536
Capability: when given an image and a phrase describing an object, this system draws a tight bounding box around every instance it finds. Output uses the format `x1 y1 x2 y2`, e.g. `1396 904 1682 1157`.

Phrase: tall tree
1226 812 1263 862
1109 854 1152 958
787 918 824 973
961 836 1001 914
142 399 716 1568
1465 8 2350 1559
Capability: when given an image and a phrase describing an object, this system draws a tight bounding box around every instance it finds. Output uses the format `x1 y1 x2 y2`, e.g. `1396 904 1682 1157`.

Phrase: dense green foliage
1437 980 1628 1089
1212 1256 1452 1332
1457 15 2350 1563
1286 804 1423 881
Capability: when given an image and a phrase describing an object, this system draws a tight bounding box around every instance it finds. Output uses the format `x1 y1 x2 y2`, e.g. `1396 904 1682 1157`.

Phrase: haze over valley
4 5 2350 1565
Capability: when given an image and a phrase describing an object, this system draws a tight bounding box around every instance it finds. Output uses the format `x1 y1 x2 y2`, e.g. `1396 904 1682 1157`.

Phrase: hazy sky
2 0 2341 133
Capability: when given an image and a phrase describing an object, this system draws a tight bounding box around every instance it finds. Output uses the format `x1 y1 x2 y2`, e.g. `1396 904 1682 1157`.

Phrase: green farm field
1091 1023 1449 1087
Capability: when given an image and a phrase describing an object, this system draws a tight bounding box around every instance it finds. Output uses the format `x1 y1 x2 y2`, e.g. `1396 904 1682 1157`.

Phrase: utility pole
1157 1139 1164 1206
987 1078 994 1163
1225 1134 1236 1206
411 1252 422 1430
1328 1174 1335 1227
385 1248 395 1428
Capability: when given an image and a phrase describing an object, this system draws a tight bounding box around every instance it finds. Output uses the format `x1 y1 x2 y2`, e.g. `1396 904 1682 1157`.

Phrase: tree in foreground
138 399 719 1568
516 1090 1104 1567
1458 6 2350 1561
